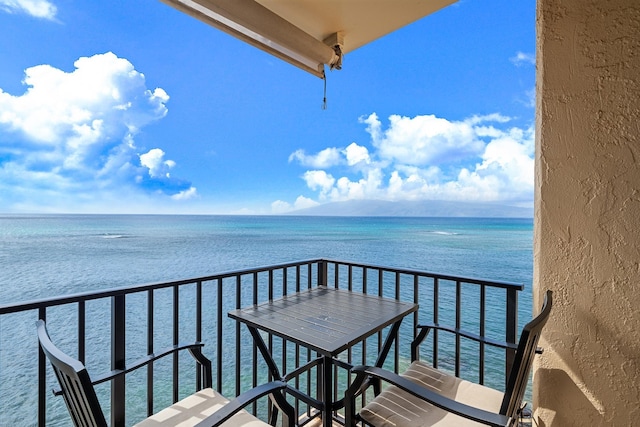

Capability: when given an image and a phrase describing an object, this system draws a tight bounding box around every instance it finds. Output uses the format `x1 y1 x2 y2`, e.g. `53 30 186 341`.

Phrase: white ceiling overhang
161 0 457 78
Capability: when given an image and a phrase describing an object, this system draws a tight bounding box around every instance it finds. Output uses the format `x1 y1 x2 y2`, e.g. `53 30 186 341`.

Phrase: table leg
247 326 282 380
374 319 403 368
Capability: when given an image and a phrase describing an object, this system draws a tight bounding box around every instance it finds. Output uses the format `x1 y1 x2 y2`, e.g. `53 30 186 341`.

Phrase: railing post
173 285 180 403
147 289 155 416
216 278 223 393
196 281 203 390
433 277 439 369
112 294 126 427
318 260 327 287
455 280 462 378
38 308 47 427
505 287 518 386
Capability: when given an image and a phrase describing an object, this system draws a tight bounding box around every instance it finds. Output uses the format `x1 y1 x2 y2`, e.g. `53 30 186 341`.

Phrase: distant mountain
287 199 533 218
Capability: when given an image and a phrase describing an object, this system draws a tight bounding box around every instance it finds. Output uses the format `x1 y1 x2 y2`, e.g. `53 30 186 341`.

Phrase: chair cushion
360 360 505 427
133 388 270 427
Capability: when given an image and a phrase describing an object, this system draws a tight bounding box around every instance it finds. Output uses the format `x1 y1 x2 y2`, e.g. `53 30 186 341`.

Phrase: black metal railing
0 259 523 426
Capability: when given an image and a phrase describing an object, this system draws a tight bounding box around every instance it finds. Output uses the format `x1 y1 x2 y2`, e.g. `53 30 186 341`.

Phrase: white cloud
271 200 291 214
361 113 486 166
525 88 535 108
330 169 384 201
0 53 195 212
343 142 370 166
286 113 534 207
271 195 319 214
140 148 175 178
302 170 335 199
510 51 536 66
0 0 56 20
0 52 168 148
466 113 511 126
294 195 319 210
171 186 198 200
289 147 341 168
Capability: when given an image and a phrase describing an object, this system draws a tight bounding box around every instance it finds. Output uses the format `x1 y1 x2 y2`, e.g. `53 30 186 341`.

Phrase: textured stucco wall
534 0 640 425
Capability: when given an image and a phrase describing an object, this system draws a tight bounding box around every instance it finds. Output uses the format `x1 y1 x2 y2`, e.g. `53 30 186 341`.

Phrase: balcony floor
303 416 533 426
305 419 341 427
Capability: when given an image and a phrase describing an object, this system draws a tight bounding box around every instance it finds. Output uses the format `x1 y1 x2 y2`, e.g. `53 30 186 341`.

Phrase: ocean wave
427 230 458 236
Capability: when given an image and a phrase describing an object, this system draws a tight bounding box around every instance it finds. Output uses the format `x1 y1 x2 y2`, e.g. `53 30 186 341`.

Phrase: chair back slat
500 290 553 418
61 370 101 427
37 320 108 427
56 370 86 427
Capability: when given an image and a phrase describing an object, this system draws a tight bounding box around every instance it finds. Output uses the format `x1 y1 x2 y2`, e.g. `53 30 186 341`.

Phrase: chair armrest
53 342 213 396
412 323 519 360
348 365 512 427
413 323 543 359
92 342 211 386
194 381 295 427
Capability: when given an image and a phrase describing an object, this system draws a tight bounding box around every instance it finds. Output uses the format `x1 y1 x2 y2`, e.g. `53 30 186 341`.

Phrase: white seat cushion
360 360 505 427
133 388 270 427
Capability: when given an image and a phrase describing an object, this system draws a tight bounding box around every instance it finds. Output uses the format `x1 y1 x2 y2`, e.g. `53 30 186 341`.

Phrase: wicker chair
344 290 553 427
36 319 296 427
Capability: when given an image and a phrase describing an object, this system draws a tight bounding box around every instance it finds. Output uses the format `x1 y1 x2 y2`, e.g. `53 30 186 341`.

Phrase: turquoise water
0 215 533 425
0 215 533 304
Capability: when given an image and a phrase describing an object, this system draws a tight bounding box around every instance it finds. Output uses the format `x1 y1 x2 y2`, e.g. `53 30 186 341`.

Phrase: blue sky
0 0 535 214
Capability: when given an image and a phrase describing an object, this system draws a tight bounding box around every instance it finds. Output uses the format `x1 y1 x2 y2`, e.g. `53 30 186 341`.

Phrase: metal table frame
229 286 418 427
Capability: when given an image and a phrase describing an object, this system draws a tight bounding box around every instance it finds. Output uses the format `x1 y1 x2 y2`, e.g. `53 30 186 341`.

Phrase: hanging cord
322 74 328 110
322 39 342 110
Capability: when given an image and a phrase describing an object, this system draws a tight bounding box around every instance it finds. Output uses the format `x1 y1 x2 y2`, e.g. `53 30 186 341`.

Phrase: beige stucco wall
534 0 640 425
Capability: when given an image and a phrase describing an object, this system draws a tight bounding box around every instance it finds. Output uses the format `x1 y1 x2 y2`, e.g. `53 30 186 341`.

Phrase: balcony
0 259 523 426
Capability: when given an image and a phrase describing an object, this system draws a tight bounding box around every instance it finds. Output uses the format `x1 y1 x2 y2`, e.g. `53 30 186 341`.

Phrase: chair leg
269 390 295 427
269 407 279 426
344 370 368 427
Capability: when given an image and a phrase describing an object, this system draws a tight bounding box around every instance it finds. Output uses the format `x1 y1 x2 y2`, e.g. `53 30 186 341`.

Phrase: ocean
0 214 533 305
0 214 533 425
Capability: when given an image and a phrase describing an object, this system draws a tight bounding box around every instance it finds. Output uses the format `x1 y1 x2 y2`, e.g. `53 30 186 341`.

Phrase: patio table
228 286 418 427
